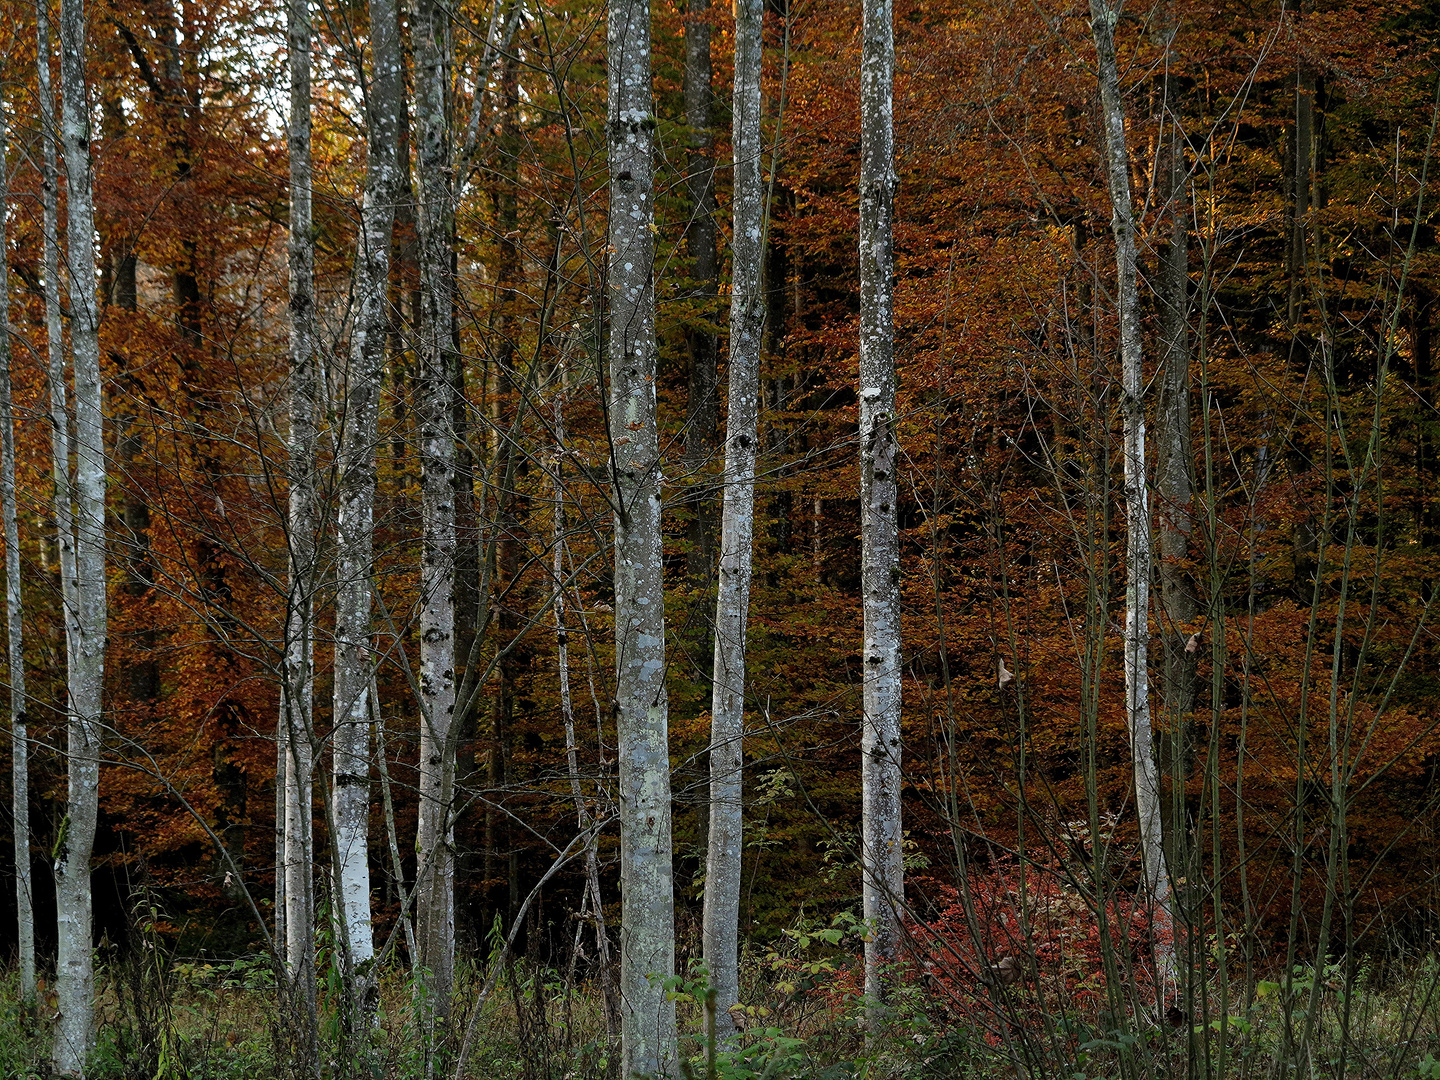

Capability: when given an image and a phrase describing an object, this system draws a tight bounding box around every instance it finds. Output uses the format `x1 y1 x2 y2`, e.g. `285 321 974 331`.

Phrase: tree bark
331 0 403 1013
683 0 719 592
702 0 764 1041
608 0 678 1072
859 0 904 1019
413 0 459 1023
281 0 320 1060
54 0 108 1066
0 89 35 1011
1089 0 1177 983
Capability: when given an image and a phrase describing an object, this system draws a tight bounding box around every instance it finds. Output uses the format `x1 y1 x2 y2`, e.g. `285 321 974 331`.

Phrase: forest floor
4 946 1440 1079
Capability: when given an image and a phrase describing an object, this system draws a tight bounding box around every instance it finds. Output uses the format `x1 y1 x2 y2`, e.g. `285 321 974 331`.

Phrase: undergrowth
2 936 1439 1079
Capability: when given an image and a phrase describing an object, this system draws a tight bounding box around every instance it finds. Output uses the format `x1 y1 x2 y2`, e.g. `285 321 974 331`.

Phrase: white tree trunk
331 0 403 1001
702 0 764 1040
608 0 677 1072
859 0 904 1018
413 0 459 1020
0 91 35 1009
38 0 76 669
54 0 107 1067
1088 0 1178 984
282 0 320 1050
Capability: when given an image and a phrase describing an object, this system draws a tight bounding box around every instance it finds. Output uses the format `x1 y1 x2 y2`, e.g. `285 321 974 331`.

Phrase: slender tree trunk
1286 64 1316 330
0 91 35 1011
54 0 107 1067
281 0 320 1060
683 0 719 592
331 0 403 1013
702 0 764 1040
413 0 459 1023
486 53 524 935
39 0 76 647
40 0 84 1042
859 0 904 1019
1089 0 1177 984
608 0 677 1072
552 384 619 1041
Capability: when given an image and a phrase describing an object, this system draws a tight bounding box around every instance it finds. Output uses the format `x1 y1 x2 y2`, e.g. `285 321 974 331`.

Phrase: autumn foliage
0 0 1437 1003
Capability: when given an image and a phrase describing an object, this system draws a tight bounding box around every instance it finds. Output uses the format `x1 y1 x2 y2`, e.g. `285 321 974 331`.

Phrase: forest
2 0 1440 1076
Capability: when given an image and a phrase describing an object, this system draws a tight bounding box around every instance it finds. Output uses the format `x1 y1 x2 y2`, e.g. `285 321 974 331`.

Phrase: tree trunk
702 0 763 1041
281 0 320 1060
331 0 403 1014
0 90 35 1011
683 0 719 593
413 0 459 1024
485 52 525 937
553 384 619 1040
859 0 904 1019
1089 0 1177 984
54 0 108 1067
608 0 677 1072
1286 64 1316 330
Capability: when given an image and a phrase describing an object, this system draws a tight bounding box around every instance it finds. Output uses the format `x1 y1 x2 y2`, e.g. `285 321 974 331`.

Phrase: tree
53 0 109 1065
1088 0 1176 982
0 77 35 1012
331 0 404 1013
859 0 903 1017
413 0 460 1023
703 0 764 1040
608 0 677 1071
280 0 321 1059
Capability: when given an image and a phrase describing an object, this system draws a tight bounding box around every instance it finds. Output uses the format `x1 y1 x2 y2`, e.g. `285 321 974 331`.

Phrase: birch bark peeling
282 0 320 1050
1088 0 1177 984
413 0 460 1020
54 0 108 1066
0 89 36 1009
702 0 763 1040
859 0 904 1018
608 0 678 1072
332 0 403 1006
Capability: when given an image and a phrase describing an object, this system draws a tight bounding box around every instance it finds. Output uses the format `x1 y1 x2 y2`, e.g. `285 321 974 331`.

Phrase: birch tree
858 0 904 1016
280 0 320 1053
38 0 76 729
412 0 460 1021
1088 0 1177 981
53 0 108 1066
608 0 678 1071
0 86 35 1010
331 0 404 1005
702 0 763 1039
